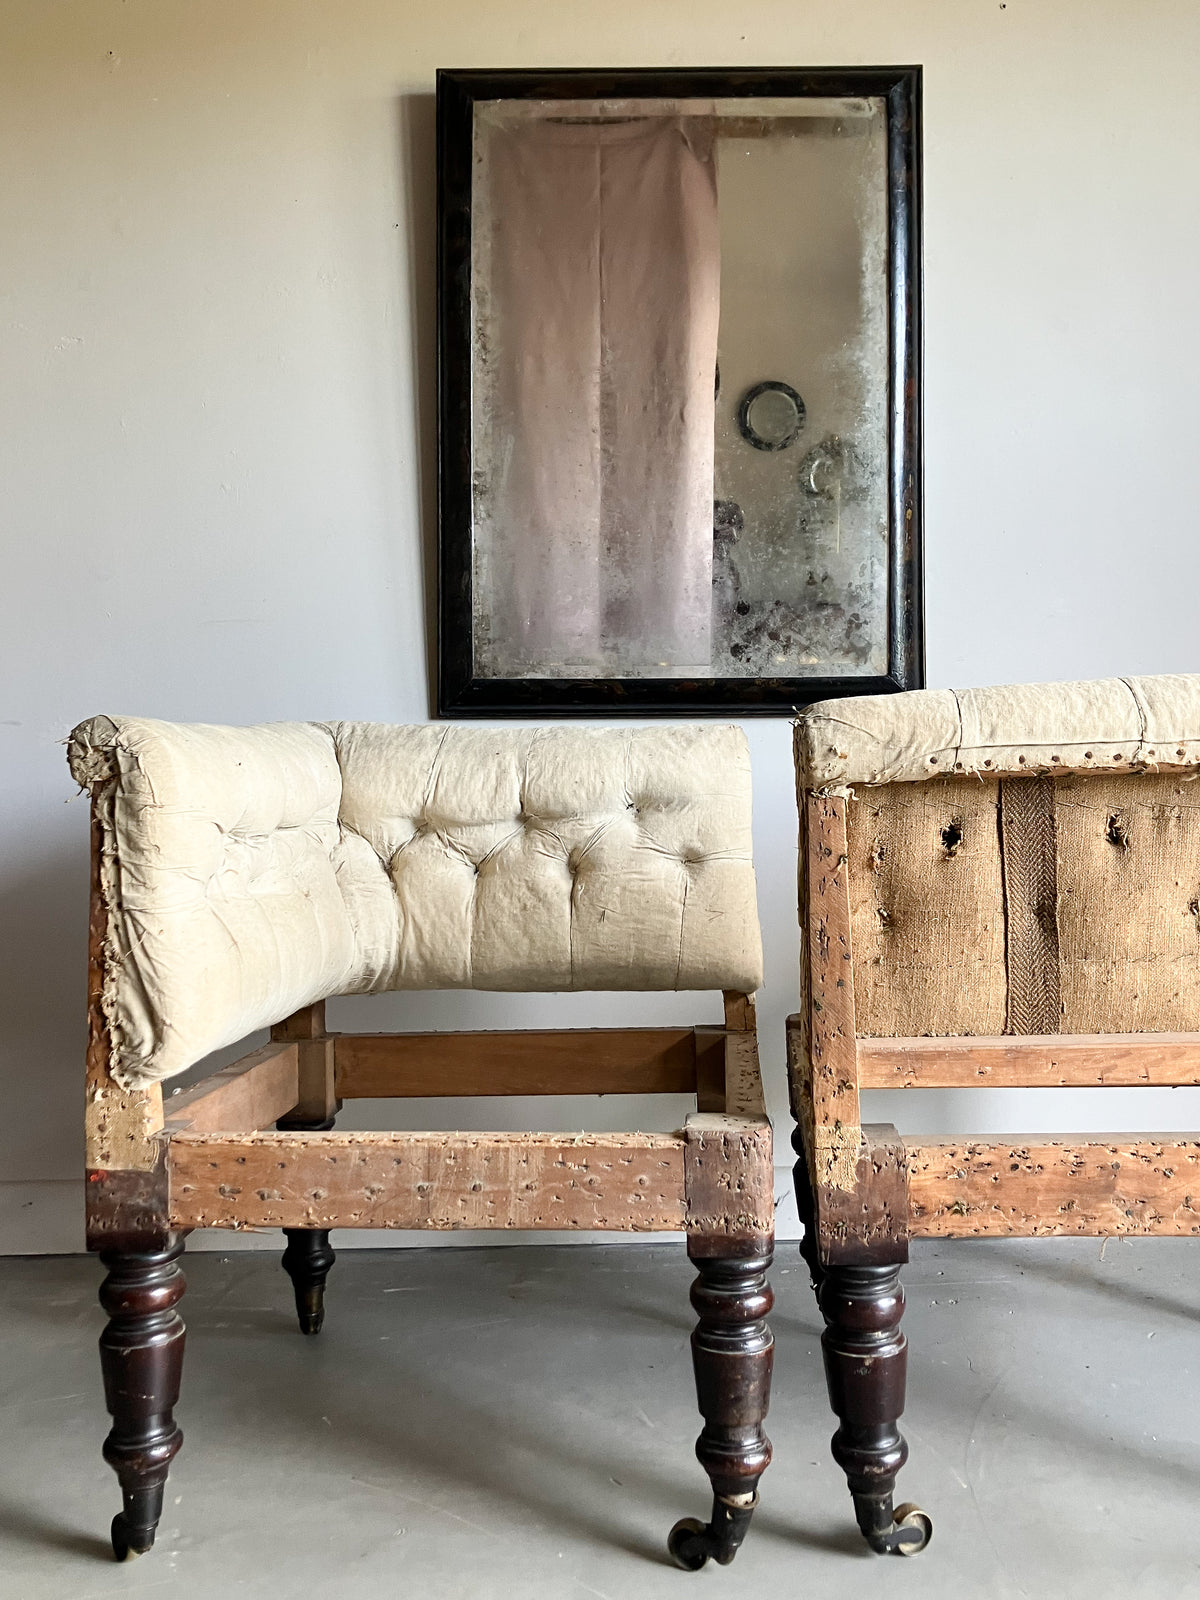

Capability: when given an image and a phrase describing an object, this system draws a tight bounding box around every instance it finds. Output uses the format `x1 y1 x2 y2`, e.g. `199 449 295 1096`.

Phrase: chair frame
790 788 1200 1557
84 811 774 1570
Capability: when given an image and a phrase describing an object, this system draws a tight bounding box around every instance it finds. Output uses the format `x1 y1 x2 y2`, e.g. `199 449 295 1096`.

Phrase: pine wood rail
905 1133 1200 1237
167 1129 689 1232
332 1027 699 1099
162 1043 299 1133
858 1032 1200 1089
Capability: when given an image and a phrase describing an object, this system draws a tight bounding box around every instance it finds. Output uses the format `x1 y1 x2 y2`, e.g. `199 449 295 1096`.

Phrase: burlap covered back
846 772 1200 1037
795 674 1200 1039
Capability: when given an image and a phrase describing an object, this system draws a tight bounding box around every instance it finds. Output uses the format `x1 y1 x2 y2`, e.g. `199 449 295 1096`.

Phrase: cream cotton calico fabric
69 718 763 1089
795 674 1200 792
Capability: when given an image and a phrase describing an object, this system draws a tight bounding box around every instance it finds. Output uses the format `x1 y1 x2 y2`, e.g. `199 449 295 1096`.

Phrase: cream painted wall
3 0 1200 1250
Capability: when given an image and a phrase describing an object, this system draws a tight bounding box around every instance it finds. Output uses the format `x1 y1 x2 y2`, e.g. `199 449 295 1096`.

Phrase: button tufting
85 717 762 1086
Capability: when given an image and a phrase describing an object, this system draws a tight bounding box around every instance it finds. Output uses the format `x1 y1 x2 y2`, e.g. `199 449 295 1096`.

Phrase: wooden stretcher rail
858 1032 1200 1089
162 1043 299 1133
332 1028 699 1099
905 1132 1200 1237
167 1129 688 1232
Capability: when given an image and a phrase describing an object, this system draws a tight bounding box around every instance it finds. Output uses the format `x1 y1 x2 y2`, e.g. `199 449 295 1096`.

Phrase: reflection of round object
736 380 806 451
798 434 869 501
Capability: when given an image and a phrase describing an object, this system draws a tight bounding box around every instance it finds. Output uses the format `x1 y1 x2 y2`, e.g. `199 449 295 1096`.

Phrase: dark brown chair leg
277 1111 336 1334
668 1241 773 1571
98 1239 186 1560
818 1262 931 1555
281 1228 336 1335
790 1132 825 1294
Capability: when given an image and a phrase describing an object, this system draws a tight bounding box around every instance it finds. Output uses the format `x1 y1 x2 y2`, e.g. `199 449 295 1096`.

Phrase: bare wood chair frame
84 805 774 1571
790 785 1200 1557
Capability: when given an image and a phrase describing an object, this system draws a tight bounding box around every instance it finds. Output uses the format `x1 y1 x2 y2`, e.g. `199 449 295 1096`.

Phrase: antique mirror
437 67 922 715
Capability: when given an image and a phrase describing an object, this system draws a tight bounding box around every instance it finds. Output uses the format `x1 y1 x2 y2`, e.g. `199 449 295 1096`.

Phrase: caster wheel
668 1516 711 1571
110 1514 151 1562
892 1503 932 1555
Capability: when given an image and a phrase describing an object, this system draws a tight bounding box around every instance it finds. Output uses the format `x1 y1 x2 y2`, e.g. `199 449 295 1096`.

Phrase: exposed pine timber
683 1024 773 1240
804 794 862 1194
905 1133 1200 1237
272 1002 336 1121
271 1002 326 1042
683 1112 774 1240
163 1043 299 1133
694 1028 728 1113
859 1032 1200 1089
805 795 861 1130
818 1123 909 1266
723 990 757 1033
333 1028 698 1100
724 1031 766 1118
167 1129 687 1232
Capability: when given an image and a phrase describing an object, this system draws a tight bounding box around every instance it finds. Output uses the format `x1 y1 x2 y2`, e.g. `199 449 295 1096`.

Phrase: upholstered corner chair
69 717 773 1571
789 672 1200 1556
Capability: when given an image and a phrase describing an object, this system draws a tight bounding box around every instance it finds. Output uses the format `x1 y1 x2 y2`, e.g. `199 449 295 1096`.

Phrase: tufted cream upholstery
69 717 763 1089
795 673 1200 793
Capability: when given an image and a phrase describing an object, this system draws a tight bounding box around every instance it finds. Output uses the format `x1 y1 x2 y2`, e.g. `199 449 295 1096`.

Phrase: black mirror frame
436 65 924 717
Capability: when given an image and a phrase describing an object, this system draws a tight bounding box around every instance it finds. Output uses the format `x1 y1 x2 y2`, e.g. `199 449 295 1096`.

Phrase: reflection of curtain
479 115 719 674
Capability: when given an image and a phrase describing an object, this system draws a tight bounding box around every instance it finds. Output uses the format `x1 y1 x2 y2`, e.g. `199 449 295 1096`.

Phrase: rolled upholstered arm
69 717 763 1088
795 673 1200 793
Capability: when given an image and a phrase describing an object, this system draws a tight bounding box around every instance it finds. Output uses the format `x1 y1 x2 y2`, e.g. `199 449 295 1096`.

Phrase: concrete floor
2 1240 1200 1599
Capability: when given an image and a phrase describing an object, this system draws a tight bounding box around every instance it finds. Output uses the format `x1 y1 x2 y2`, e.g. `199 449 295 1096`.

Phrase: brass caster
891 1502 932 1555
668 1494 758 1570
667 1517 711 1571
856 1488 932 1555
110 1513 152 1561
863 1502 932 1555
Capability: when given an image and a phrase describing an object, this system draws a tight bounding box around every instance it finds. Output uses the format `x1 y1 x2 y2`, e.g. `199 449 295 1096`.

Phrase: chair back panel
847 769 1200 1038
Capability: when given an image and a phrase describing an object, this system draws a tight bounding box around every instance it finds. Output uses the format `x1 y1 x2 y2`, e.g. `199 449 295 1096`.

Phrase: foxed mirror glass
437 69 922 715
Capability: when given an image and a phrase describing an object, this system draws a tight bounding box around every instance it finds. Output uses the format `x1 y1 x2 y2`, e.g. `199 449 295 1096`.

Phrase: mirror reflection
470 96 890 681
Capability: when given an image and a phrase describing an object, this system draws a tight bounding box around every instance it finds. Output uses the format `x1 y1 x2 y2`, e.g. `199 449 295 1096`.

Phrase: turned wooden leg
281 1228 336 1335
98 1240 186 1560
819 1262 931 1555
790 1130 825 1294
668 1243 773 1571
277 1110 336 1335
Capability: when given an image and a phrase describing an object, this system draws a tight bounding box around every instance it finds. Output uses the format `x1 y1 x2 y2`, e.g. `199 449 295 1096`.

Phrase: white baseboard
0 1174 803 1255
